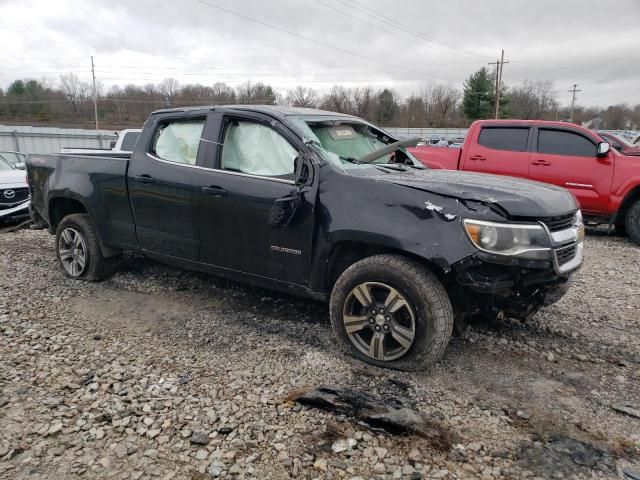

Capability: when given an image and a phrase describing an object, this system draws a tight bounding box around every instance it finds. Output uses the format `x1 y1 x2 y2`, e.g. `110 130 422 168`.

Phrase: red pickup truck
409 120 640 245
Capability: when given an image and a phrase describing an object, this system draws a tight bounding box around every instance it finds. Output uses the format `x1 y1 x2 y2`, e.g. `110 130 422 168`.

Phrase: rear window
478 127 530 152
151 119 205 165
537 129 595 157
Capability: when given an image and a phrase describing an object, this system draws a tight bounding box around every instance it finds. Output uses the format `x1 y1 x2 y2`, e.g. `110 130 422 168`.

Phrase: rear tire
55 214 113 281
329 254 454 371
625 201 640 246
613 222 626 237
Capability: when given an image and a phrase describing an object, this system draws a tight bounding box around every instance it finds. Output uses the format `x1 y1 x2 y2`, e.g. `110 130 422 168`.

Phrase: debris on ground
517 433 615 477
612 402 640 419
289 385 453 451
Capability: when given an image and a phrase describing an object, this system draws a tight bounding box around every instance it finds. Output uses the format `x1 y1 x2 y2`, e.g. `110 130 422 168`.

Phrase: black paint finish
26 105 580 311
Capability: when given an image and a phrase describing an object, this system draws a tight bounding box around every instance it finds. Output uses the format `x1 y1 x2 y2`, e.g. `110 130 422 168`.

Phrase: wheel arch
614 185 640 225
325 239 450 293
48 196 88 230
49 196 120 257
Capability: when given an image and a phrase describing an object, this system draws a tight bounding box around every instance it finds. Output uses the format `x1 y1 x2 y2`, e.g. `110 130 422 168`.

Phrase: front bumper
0 199 30 220
453 242 582 320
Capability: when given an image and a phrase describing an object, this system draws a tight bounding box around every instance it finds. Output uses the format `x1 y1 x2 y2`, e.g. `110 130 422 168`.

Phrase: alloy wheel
342 281 416 361
58 227 87 277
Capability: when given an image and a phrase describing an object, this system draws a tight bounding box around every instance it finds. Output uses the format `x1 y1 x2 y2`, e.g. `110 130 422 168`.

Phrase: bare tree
237 81 276 104
404 95 426 127
59 73 90 114
321 86 352 113
211 82 236 104
508 79 558 119
423 84 460 126
286 86 320 108
159 78 180 106
352 87 374 120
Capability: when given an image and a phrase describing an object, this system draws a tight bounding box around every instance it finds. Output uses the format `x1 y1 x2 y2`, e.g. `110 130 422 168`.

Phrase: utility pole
488 50 509 119
91 56 99 130
568 84 581 123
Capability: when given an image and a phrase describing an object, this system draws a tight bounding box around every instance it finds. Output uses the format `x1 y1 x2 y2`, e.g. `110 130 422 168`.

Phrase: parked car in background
450 137 465 148
409 119 640 245
61 128 142 156
0 156 30 223
27 105 584 370
597 131 640 156
0 151 27 169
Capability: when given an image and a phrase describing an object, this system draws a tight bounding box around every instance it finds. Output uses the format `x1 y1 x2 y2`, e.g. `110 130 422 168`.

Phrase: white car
0 158 30 223
60 128 141 155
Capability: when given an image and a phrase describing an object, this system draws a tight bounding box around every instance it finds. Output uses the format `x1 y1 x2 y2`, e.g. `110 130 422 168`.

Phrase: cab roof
151 104 357 121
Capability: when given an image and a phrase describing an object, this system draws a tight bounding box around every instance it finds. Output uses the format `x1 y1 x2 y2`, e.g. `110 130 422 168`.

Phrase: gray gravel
1 228 639 479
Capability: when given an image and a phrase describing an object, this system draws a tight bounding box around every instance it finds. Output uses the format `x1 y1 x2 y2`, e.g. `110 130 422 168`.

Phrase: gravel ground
1 228 639 480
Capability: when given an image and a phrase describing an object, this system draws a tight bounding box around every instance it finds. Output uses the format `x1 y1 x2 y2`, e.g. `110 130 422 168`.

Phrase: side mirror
109 140 117 149
596 142 610 157
15 162 26 170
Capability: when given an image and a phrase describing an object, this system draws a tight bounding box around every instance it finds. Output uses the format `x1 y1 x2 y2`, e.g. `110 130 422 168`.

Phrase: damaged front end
450 211 584 321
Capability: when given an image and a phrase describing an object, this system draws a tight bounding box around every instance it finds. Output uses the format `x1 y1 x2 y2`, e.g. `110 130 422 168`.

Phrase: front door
128 115 207 260
529 127 614 214
197 112 315 286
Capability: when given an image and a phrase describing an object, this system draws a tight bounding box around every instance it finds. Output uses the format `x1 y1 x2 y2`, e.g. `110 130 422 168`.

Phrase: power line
337 0 493 61
312 0 484 62
192 0 432 78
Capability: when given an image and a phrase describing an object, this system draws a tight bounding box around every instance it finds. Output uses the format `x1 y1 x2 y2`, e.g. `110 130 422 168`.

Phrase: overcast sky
1 0 639 108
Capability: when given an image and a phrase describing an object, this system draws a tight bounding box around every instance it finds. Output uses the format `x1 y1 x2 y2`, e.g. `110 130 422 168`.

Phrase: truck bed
407 146 461 169
27 153 137 250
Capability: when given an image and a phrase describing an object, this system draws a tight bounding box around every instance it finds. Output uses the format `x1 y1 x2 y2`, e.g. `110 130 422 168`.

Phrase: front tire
329 254 454 371
55 214 113 281
625 201 640 246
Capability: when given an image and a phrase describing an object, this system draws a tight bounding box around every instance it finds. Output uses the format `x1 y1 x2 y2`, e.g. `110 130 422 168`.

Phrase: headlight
573 210 585 242
463 219 551 259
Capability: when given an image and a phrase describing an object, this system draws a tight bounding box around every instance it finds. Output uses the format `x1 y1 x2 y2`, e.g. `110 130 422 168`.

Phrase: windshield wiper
356 137 421 164
339 155 360 164
373 164 408 172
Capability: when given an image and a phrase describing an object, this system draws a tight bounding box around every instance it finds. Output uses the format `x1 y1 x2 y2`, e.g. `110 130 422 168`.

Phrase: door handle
202 186 227 197
469 155 486 161
133 174 155 184
532 159 551 166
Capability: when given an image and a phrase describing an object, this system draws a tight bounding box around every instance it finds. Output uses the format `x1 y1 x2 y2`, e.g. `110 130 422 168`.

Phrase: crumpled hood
0 170 27 187
373 169 578 218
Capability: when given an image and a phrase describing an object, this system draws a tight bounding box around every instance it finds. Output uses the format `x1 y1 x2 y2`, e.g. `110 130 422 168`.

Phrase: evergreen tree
462 67 494 121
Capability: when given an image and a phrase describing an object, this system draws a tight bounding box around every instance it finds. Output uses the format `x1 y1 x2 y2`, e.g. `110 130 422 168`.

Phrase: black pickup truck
27 105 584 370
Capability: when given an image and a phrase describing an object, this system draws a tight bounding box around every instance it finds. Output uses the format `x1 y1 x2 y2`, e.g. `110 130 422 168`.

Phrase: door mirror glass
597 141 610 157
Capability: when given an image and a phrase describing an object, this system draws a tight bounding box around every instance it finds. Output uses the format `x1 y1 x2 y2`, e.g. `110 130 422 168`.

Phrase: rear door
196 110 316 286
529 127 614 214
128 114 207 260
460 125 532 178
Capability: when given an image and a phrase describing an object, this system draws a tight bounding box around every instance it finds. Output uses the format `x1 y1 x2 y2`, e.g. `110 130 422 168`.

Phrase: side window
152 119 205 165
120 132 140 151
477 127 530 152
221 120 297 180
537 129 596 157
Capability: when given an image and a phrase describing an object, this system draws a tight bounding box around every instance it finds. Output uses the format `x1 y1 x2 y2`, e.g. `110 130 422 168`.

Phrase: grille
0 187 29 205
555 244 577 266
542 213 574 232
